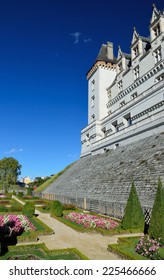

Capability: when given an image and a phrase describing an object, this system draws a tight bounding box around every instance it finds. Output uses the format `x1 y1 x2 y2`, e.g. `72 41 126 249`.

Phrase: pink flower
65 212 119 230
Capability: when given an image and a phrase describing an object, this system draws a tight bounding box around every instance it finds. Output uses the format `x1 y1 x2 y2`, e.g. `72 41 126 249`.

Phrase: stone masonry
40 133 164 219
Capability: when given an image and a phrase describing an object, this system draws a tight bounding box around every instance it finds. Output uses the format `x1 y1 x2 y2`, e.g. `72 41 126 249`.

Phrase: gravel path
36 210 142 260
13 196 142 260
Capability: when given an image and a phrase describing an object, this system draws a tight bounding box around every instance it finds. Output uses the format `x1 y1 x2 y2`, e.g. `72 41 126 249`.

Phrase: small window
91 80 95 91
107 90 112 99
133 66 139 80
124 113 132 126
131 92 138 99
91 95 95 107
155 74 164 82
133 45 139 57
153 23 160 38
154 47 162 64
91 114 95 122
120 100 125 107
118 62 123 72
118 80 123 93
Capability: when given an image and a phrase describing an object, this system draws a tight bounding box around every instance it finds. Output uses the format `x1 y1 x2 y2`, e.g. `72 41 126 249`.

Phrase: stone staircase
41 133 164 218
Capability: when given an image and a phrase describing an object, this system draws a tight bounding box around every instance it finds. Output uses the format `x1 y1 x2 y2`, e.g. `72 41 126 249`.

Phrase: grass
108 236 147 260
34 163 75 193
0 243 89 260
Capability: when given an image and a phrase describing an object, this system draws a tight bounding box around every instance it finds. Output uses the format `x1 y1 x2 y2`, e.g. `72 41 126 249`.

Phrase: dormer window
153 23 160 37
133 45 139 57
118 62 123 73
154 47 161 64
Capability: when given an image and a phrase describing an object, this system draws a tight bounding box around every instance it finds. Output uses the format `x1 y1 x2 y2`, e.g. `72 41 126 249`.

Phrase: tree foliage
28 176 50 188
149 178 164 241
0 157 21 190
121 181 145 230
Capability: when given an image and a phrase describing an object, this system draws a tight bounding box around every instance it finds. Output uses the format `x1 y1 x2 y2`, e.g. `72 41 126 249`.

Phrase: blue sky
0 0 163 179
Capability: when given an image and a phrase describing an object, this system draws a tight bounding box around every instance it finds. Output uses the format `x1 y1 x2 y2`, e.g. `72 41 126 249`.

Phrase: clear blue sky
0 0 163 179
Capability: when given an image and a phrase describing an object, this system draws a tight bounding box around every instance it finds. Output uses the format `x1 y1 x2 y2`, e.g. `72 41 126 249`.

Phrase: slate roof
96 44 117 64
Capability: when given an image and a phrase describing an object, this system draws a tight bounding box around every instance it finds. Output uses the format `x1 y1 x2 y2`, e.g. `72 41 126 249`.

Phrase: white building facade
81 5 164 157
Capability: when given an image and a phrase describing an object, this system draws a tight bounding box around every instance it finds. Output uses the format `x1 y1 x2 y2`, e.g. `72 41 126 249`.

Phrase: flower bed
135 235 164 260
0 214 36 237
64 212 119 230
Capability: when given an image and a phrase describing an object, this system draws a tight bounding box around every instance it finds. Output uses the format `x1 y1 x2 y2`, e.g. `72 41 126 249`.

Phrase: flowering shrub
135 235 164 259
65 212 119 230
0 214 36 238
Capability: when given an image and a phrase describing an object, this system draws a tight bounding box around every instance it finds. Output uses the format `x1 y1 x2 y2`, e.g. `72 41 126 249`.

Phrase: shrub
50 200 63 217
149 178 164 242
121 181 145 230
10 203 23 212
0 205 8 212
22 202 35 218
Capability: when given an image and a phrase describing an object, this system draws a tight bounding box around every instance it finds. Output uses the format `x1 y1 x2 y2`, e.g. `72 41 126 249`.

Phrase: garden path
13 196 142 260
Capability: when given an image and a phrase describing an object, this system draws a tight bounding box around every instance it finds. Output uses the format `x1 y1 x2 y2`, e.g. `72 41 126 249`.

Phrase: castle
81 5 164 157
39 5 164 218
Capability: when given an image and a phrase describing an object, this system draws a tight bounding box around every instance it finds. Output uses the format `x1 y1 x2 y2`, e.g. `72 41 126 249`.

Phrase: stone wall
39 133 164 219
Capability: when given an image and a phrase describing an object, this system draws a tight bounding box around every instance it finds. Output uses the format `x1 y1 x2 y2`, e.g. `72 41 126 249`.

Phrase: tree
121 181 145 230
149 178 164 241
0 157 22 191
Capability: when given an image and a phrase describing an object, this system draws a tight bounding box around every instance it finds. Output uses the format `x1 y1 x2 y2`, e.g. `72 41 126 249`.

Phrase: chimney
107 41 114 60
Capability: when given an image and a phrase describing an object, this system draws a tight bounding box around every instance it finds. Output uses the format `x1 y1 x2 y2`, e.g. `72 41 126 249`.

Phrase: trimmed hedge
50 200 63 217
149 178 164 242
121 181 145 230
0 243 89 260
22 202 35 218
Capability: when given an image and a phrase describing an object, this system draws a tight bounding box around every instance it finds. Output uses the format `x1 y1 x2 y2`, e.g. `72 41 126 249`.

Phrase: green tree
0 157 22 191
121 181 145 230
149 178 164 241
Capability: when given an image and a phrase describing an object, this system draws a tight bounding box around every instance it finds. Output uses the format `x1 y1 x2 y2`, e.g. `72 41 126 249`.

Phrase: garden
0 177 163 260
35 179 164 260
0 194 89 260
108 179 164 260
